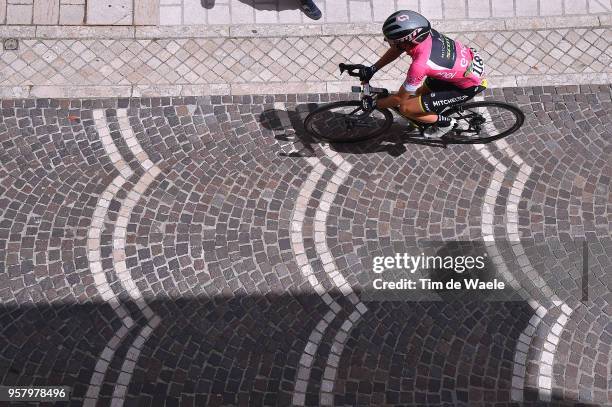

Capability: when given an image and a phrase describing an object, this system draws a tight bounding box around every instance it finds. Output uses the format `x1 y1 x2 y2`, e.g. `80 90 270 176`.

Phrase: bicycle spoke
305 102 393 142
348 106 362 116
350 120 379 128
445 101 524 143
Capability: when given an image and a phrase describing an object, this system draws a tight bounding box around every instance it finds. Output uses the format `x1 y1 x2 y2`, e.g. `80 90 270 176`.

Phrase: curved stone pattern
85 109 135 405
0 85 610 406
476 133 575 403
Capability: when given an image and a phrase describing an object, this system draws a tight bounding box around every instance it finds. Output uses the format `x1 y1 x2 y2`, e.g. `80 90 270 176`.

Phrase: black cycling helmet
382 10 431 45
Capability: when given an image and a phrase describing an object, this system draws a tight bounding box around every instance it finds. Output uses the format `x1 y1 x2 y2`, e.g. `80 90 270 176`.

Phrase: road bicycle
304 63 525 143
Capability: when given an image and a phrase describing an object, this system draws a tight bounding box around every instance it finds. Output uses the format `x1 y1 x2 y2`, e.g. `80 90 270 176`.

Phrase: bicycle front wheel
444 101 525 143
304 101 394 143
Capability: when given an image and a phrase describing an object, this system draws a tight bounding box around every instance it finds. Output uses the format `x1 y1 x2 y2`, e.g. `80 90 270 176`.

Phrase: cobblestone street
0 84 610 406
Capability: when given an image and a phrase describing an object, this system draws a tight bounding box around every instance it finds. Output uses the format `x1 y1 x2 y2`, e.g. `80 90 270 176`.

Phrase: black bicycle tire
445 101 525 144
304 101 394 143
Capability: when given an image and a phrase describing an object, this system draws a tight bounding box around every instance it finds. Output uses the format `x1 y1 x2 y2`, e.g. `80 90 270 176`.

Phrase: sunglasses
385 38 414 48
385 37 409 45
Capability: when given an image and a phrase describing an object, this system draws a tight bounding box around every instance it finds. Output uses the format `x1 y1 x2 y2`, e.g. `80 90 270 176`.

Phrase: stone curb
1 74 609 98
36 26 135 39
0 16 609 39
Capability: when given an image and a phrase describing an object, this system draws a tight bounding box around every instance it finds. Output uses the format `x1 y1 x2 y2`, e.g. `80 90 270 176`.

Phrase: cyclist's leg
415 82 430 96
415 79 483 125
375 80 430 110
376 86 407 109
396 87 438 123
376 79 478 126
393 78 442 124
379 78 449 124
376 85 435 122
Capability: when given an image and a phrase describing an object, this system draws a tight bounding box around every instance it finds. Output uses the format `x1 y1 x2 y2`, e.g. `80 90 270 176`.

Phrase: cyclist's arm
403 62 426 95
373 47 404 71
376 61 425 109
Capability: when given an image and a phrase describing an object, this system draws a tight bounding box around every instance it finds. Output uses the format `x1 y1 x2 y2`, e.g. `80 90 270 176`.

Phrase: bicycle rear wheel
444 101 525 143
304 101 394 142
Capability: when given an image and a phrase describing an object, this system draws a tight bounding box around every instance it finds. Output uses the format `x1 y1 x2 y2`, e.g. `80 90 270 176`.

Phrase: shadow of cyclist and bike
259 104 459 159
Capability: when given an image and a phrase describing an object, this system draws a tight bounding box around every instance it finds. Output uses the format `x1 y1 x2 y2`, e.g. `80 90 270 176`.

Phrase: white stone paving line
471 98 545 401
281 102 338 406
290 155 340 406
473 139 544 403
84 109 163 406
110 109 162 405
535 302 574 401
498 140 558 301
316 144 368 406
85 109 135 406
495 139 574 402
280 103 367 406
473 98 573 402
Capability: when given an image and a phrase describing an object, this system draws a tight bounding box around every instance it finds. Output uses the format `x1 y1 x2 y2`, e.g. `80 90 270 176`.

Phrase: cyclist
360 10 488 138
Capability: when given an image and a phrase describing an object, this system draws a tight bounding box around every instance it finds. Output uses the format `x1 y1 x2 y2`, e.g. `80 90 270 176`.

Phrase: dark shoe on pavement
300 0 322 20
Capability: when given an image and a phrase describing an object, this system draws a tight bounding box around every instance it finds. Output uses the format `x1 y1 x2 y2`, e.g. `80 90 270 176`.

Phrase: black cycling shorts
418 77 487 113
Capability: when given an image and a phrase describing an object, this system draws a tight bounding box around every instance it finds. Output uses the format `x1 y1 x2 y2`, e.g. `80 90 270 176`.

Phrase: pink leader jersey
404 29 484 92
